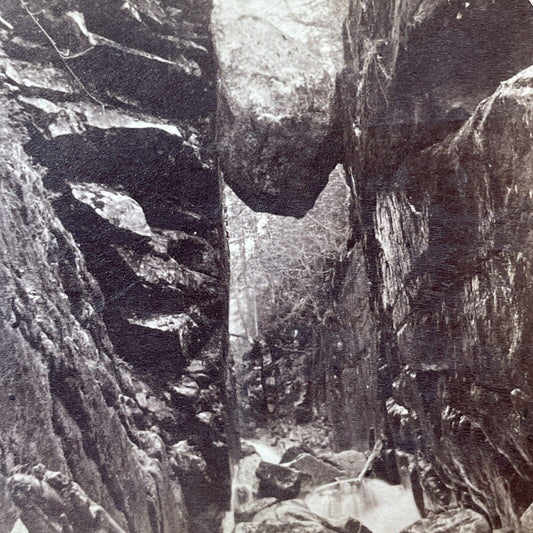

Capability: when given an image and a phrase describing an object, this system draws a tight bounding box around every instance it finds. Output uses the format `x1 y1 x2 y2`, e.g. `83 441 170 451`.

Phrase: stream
224 438 421 533
305 478 420 533
243 439 283 464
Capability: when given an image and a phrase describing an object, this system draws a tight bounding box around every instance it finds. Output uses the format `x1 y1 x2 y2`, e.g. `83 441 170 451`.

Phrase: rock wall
333 2 533 530
0 1 233 531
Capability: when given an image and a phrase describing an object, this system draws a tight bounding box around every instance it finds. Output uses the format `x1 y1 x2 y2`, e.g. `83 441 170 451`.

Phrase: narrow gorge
0 1 532 532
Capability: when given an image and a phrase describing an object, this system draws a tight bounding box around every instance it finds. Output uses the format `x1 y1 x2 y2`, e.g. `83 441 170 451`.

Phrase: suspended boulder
211 0 348 216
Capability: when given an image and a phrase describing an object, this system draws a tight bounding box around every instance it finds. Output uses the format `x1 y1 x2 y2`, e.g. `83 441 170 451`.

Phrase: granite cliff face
333 3 533 530
0 1 232 531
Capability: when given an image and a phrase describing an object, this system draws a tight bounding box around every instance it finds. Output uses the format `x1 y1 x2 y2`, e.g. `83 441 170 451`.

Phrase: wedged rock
256 461 304 501
400 508 491 533
319 450 367 479
212 0 349 216
285 453 343 489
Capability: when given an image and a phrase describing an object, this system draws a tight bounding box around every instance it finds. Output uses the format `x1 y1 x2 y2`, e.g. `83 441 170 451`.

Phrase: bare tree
225 165 350 425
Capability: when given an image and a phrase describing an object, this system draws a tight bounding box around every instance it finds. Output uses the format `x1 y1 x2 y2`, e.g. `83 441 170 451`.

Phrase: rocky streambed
222 434 502 533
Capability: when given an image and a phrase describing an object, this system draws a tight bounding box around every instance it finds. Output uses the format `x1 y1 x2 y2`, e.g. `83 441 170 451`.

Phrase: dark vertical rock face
334 1 533 530
0 1 231 531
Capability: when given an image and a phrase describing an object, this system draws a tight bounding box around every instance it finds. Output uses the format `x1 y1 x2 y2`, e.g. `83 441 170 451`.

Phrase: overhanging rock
212 0 348 217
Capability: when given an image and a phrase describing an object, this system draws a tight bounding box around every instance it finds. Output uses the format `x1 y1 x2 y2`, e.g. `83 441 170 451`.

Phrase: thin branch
0 14 14 30
19 0 106 109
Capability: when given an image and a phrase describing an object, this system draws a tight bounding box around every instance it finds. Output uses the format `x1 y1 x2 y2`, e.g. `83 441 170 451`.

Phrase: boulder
281 446 312 464
241 441 259 458
400 508 491 533
135 430 166 461
235 523 325 533
319 450 367 479
169 441 208 482
237 499 374 533
285 453 343 489
212 0 348 216
256 461 303 501
234 497 277 524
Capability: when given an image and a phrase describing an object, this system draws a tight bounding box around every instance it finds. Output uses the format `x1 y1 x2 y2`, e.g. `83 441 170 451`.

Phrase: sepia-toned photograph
1 0 533 532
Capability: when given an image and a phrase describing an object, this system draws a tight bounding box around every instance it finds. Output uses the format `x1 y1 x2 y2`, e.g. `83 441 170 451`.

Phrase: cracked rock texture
0 0 232 532
3 0 533 532
328 2 533 531
329 3 533 530
212 0 349 216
